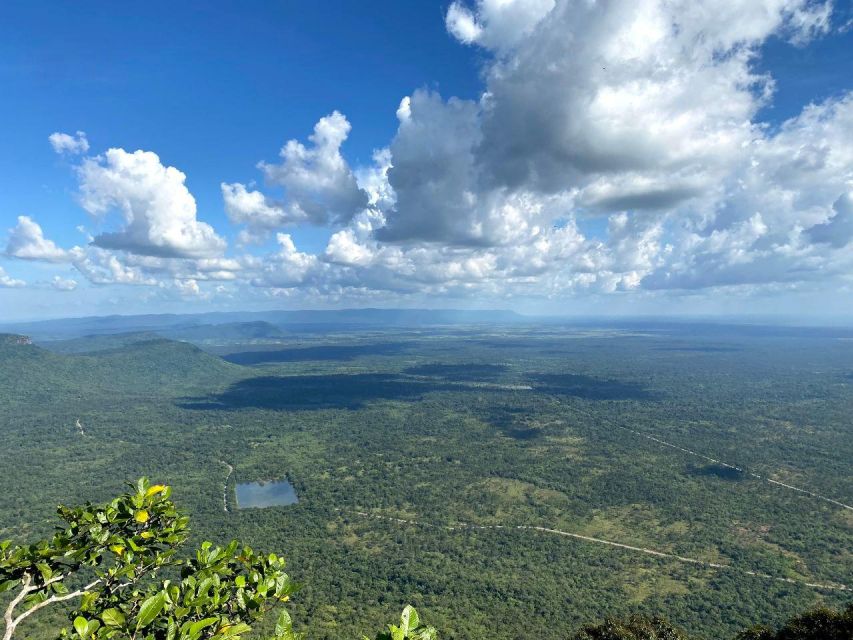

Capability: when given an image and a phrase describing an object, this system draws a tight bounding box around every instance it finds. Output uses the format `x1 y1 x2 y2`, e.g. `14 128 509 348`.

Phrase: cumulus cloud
253 233 321 288
807 194 853 248
377 91 485 243
367 0 849 294
0 267 25 288
72 246 159 286
638 92 853 290
78 148 226 258
5 216 81 262
446 0 555 50
49 131 89 155
473 0 773 195
221 182 289 232
256 111 368 226
18 0 853 307
382 0 802 245
51 276 78 291
173 278 203 297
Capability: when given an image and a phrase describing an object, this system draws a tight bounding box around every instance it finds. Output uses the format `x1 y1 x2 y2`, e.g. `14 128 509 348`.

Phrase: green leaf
166 617 178 640
73 616 88 638
36 562 53 581
136 591 166 630
101 608 126 627
275 609 293 637
85 620 101 637
0 578 20 593
80 591 97 612
401 606 419 632
219 622 252 639
52 581 69 595
188 616 219 636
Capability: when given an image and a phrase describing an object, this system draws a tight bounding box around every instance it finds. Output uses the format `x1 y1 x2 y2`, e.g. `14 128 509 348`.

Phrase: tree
0 478 299 640
735 605 853 640
573 615 691 640
0 479 434 640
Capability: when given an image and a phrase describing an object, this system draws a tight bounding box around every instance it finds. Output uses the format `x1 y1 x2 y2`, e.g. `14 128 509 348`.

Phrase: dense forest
0 319 850 638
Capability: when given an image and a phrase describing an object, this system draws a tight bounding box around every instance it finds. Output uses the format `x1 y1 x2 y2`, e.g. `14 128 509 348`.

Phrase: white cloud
253 233 321 288
173 278 203 297
807 193 853 248
364 0 850 295
639 93 853 290
445 3 483 44
785 0 833 44
354 148 396 211
377 90 486 244
446 0 555 50
16 1 853 309
325 228 375 267
51 276 78 291
0 267 25 288
78 148 226 258
257 111 368 226
49 131 89 155
5 216 82 262
72 246 159 286
221 182 290 231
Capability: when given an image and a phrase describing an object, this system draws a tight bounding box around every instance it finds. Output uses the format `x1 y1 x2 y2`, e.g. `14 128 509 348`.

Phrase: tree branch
11 578 102 629
3 573 33 640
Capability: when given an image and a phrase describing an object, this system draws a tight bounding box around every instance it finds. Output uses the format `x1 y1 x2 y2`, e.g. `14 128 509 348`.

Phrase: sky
1 0 852 322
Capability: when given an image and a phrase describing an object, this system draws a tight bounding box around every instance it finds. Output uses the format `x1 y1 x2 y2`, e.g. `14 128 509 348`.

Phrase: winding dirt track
345 510 850 593
562 403 853 512
612 423 853 511
220 461 234 512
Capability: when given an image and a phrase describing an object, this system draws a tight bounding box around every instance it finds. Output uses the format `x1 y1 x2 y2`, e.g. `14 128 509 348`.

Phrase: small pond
235 479 298 509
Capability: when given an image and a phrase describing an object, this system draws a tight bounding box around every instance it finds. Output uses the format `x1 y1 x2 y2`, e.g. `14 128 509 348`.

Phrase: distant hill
161 321 286 342
39 331 164 354
0 334 84 401
0 333 240 405
0 309 526 341
41 322 286 353
88 338 241 391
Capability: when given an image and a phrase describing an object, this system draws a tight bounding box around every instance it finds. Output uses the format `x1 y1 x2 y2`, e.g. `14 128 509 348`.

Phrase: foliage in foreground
0 479 434 640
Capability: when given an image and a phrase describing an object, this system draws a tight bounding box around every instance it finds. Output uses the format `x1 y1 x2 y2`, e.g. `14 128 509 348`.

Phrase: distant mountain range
3 309 853 344
0 308 527 341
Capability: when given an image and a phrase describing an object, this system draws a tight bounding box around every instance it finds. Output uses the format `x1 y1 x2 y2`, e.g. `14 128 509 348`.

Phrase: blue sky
1 1 480 252
2 1 852 321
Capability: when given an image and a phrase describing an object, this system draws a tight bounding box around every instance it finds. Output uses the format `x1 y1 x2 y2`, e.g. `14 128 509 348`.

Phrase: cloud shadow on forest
402 363 508 381
222 342 409 365
687 463 747 481
654 345 742 353
530 373 653 400
180 373 454 411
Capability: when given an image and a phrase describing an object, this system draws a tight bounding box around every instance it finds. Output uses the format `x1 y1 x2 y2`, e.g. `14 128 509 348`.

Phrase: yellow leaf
134 510 149 523
139 531 154 539
145 484 167 497
109 545 125 556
